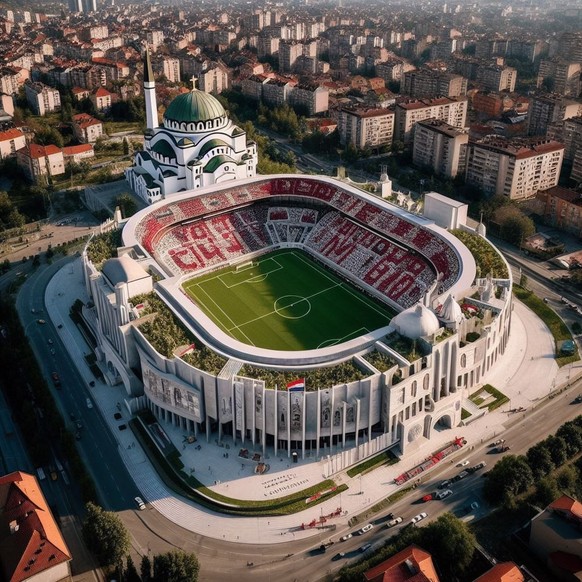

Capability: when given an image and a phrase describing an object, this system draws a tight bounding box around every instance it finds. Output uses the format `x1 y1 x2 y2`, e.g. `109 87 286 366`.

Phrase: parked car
457 470 469 480
359 524 374 534
574 395 582 403
331 552 346 561
489 439 505 447
86 397 93 409
51 372 61 387
339 533 352 542
410 512 428 525
422 493 433 502
359 543 372 553
135 496 146 510
438 479 451 489
457 460 469 467
37 319 46 324
385 516 403 528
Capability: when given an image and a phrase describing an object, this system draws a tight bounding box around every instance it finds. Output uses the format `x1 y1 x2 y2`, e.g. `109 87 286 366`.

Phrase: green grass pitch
182 249 396 351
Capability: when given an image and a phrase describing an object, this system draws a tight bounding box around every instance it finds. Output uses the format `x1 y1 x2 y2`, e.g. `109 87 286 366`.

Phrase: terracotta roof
473 562 524 582
364 545 440 582
63 144 93 155
0 471 71 582
550 494 582 519
93 87 111 97
0 128 24 142
25 144 62 159
538 186 581 203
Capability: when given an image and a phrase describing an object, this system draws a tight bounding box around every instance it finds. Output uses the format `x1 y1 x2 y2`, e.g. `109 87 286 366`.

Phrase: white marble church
125 50 258 205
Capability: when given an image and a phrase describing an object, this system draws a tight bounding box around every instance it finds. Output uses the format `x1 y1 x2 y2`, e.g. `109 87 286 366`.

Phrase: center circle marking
274 295 311 319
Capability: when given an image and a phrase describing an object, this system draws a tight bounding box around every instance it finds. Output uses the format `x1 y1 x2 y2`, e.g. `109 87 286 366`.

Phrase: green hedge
346 450 399 478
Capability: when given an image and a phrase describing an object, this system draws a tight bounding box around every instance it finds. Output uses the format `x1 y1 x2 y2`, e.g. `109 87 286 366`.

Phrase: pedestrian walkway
44 258 582 545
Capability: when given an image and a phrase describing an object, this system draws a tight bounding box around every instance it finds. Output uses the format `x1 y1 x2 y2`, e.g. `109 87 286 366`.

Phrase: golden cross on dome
191 76 197 90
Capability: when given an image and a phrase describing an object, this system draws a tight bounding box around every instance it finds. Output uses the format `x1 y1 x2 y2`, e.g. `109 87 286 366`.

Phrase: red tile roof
0 471 71 582
473 562 524 582
550 495 582 519
63 144 93 156
364 545 440 582
25 144 62 159
0 128 24 142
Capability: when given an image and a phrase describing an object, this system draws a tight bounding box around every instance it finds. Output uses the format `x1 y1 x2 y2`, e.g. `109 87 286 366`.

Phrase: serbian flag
286 378 305 392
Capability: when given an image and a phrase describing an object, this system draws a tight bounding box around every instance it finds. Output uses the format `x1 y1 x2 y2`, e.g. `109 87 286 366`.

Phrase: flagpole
302 378 306 460
274 383 278 458
287 383 291 459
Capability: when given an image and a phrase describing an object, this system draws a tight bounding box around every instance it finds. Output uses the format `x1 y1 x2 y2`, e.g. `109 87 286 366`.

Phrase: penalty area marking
316 327 369 349
274 295 312 320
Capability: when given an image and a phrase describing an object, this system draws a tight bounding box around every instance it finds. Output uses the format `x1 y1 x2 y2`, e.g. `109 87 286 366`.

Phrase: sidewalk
44 258 577 545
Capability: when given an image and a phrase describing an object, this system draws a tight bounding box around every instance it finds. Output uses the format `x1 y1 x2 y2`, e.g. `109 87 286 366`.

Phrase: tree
417 513 476 578
493 206 535 246
544 435 569 467
152 550 199 582
115 193 138 218
526 442 555 480
124 555 141 582
556 422 582 457
82 502 131 567
534 476 560 508
483 455 534 506
140 555 152 581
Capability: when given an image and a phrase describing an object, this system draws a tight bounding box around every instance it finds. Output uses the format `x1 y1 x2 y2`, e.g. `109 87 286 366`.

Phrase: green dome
164 89 226 124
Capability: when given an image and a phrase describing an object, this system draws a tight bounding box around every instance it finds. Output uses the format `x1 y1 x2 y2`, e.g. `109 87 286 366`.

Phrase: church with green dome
125 50 258 205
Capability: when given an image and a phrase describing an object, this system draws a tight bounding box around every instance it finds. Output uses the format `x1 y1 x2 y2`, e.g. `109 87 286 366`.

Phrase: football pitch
182 249 396 351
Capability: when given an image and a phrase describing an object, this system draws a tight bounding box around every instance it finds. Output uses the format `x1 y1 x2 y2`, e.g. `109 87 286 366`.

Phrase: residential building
476 65 517 93
537 58 581 97
473 563 524 582
279 40 303 73
529 495 582 580
198 64 229 94
338 107 394 150
241 74 269 101
0 127 26 159
465 136 564 200
363 545 440 582
289 84 329 115
394 96 468 144
24 81 61 115
0 471 72 582
547 116 582 177
527 93 582 137
0 67 27 95
376 59 415 84
402 69 467 99
413 118 468 178
536 186 582 236
90 87 112 112
72 113 103 143
63 143 94 163
262 78 294 108
17 143 65 182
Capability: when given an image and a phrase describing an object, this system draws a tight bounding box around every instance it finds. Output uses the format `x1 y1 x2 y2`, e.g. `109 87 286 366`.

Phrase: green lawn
182 249 395 350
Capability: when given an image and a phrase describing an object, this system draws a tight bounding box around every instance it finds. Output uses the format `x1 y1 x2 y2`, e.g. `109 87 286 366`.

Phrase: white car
339 533 352 542
86 397 93 409
457 460 470 467
410 512 428 525
436 489 453 500
135 496 146 510
358 523 374 534
385 516 403 528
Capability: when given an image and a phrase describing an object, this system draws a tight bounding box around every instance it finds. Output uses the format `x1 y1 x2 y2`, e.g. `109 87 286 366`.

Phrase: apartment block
394 96 468 144
24 80 61 115
537 58 581 97
476 65 517 92
72 113 103 143
373 59 410 84
289 84 329 115
17 143 65 181
90 87 112 112
279 40 303 73
198 64 229 94
158 57 181 84
537 186 582 236
413 118 468 178
338 107 394 150
402 69 467 99
527 93 582 136
262 78 293 108
465 136 564 200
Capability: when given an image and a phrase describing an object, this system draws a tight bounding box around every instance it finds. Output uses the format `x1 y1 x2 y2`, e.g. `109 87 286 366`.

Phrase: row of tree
483 415 582 508
82 503 199 581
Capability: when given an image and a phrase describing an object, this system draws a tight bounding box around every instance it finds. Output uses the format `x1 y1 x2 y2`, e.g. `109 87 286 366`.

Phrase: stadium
82 174 512 467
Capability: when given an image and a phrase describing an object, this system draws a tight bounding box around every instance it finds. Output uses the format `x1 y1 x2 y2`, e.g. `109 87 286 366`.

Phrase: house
16 143 64 182
529 494 582 581
71 86 90 101
363 544 440 582
63 143 94 163
0 127 26 159
72 113 103 143
0 471 72 582
473 562 525 582
90 86 112 112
